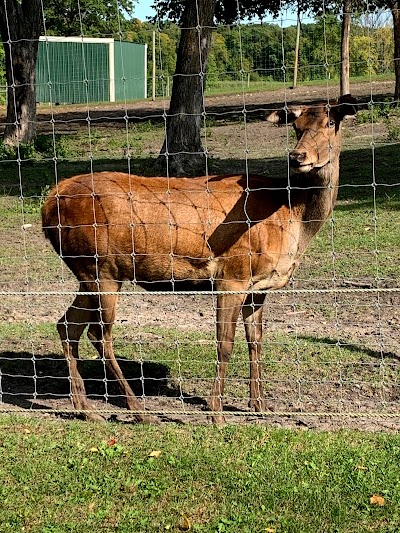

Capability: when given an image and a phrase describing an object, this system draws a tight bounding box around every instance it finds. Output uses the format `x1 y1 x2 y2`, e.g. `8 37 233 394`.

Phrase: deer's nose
289 150 307 167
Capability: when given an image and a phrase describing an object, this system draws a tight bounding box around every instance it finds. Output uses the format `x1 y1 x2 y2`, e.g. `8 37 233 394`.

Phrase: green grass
205 78 286 95
1 417 400 532
297 139 400 283
204 73 395 97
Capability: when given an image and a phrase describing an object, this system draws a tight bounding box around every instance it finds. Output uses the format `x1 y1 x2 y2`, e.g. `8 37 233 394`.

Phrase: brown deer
41 94 357 423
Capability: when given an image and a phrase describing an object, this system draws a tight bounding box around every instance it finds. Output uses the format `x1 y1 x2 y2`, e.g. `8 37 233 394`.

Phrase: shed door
37 41 110 104
114 42 146 101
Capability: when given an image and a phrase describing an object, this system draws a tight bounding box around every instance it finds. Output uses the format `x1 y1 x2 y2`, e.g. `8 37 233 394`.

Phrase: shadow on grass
0 350 189 414
0 143 399 207
298 334 400 362
28 91 382 129
2 332 399 418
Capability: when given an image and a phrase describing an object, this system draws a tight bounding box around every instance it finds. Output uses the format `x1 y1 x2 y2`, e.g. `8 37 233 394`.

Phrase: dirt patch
0 79 393 132
1 287 399 431
34 79 394 122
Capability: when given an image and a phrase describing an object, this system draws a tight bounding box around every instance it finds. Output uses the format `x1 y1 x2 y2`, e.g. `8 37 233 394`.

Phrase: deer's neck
294 155 341 251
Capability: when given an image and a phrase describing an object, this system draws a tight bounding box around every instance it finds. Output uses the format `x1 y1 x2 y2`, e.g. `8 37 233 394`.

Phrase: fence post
152 30 156 101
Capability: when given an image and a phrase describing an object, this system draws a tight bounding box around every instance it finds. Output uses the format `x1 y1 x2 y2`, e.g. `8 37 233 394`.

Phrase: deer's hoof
209 413 226 425
84 411 106 422
136 413 160 425
248 398 266 412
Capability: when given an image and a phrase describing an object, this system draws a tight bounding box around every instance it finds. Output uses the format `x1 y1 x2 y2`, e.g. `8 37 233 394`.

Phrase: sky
133 0 155 21
132 0 313 26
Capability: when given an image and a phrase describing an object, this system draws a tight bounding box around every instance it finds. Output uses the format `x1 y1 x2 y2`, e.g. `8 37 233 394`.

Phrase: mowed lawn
1 417 400 533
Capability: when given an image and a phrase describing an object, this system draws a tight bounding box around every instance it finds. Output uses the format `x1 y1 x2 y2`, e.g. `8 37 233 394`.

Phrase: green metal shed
36 36 147 104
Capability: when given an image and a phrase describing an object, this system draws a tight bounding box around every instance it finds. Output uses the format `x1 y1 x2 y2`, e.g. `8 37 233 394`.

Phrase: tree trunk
159 0 217 176
340 0 352 96
0 0 43 146
392 1 400 102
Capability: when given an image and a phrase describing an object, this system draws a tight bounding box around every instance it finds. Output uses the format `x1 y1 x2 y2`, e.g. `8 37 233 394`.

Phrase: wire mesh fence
0 0 399 425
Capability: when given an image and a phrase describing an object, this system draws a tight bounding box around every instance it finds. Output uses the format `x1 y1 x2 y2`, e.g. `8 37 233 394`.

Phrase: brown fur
42 95 357 423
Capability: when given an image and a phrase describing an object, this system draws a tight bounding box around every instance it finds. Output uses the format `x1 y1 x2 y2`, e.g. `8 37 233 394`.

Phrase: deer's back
42 172 298 286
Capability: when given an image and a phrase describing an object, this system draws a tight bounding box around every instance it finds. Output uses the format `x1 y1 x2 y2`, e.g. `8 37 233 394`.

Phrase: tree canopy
152 0 277 23
43 0 135 36
151 0 341 23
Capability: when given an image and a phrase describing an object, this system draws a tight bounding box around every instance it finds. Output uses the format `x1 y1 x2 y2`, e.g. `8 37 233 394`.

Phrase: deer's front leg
242 293 266 413
209 292 245 424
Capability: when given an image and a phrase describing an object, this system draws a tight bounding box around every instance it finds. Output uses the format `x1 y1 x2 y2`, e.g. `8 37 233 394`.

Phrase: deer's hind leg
86 280 153 423
57 287 104 421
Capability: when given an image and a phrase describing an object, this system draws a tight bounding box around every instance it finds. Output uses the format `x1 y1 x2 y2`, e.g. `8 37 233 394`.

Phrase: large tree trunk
159 0 217 176
392 1 400 102
340 0 352 96
0 0 43 146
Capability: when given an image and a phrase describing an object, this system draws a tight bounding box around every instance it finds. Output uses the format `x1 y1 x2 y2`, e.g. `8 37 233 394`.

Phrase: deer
41 94 357 424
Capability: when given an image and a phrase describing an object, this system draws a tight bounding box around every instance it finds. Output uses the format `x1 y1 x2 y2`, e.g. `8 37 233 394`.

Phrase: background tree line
0 13 394 98
126 15 393 94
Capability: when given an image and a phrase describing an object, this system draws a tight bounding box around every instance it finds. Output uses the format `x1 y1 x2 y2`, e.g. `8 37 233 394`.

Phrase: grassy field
2 416 400 532
0 82 399 531
203 73 395 96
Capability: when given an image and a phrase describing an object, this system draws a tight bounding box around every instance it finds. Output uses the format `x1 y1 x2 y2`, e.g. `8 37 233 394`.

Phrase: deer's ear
266 107 303 125
335 94 358 118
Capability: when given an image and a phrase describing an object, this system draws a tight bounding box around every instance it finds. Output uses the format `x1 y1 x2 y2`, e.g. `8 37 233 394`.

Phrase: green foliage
387 122 400 141
350 35 378 77
0 15 395 103
141 17 395 92
123 19 179 96
34 134 55 155
356 100 400 142
0 134 56 161
43 0 135 37
300 15 342 81
0 141 37 161
357 101 392 124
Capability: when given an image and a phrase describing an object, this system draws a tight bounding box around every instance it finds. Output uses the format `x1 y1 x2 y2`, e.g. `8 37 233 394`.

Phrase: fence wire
0 0 399 425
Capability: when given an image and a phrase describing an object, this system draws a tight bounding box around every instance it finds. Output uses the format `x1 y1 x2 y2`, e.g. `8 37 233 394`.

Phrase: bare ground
31 79 394 124
1 80 399 430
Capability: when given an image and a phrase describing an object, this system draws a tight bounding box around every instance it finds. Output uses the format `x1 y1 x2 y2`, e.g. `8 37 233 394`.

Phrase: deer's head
267 94 357 174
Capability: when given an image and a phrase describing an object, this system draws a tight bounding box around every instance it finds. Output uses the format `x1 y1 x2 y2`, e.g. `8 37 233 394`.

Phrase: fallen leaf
370 494 385 506
179 514 191 531
108 438 116 447
89 447 99 453
355 464 368 471
149 450 162 458
265 528 276 532
22 428 31 434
